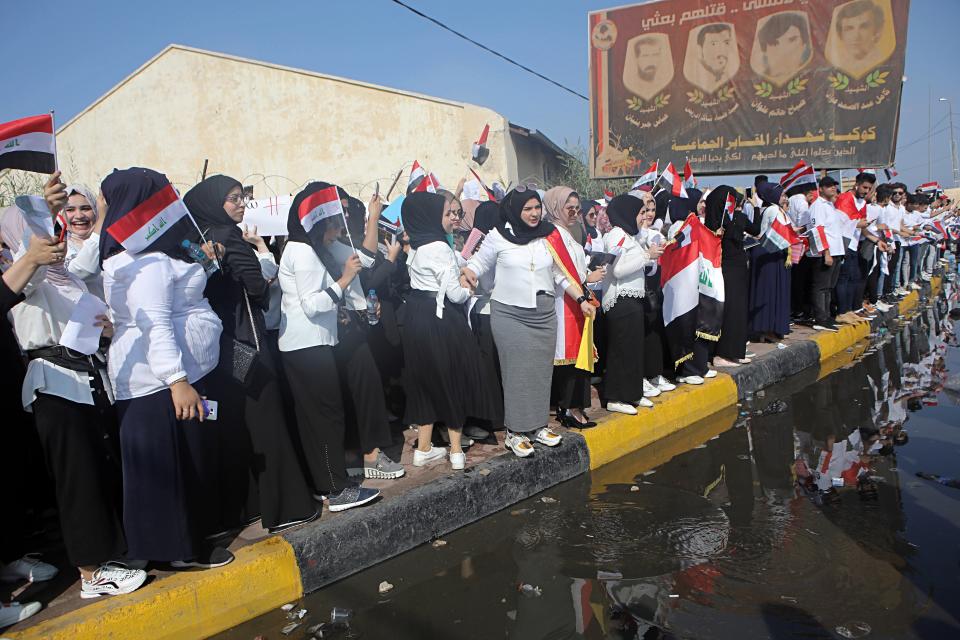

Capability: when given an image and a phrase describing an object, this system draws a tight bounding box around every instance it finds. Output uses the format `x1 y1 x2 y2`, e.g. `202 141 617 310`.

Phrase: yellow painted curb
578 374 738 470
811 319 872 363
9 537 302 640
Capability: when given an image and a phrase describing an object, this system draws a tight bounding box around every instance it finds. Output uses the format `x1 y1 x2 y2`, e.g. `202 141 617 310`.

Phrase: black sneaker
327 486 380 513
169 546 234 570
813 320 839 332
267 508 320 534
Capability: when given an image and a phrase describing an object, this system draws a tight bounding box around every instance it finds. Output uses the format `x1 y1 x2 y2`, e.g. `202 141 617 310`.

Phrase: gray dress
490 294 557 432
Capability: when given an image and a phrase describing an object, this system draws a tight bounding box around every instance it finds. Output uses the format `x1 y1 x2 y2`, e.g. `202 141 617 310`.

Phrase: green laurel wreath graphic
753 81 773 98
865 69 889 88
829 72 850 91
686 89 704 105
786 77 808 95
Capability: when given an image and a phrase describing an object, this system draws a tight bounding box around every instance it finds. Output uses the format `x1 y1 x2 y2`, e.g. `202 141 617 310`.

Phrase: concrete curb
9 277 941 639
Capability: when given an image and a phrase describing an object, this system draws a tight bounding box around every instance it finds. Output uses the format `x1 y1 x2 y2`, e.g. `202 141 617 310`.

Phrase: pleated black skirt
470 310 505 429
399 290 492 427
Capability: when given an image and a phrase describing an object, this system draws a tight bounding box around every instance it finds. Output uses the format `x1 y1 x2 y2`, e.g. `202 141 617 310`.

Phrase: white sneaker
504 432 535 457
80 566 148 599
704 369 718 378
875 302 891 312
449 451 465 470
677 375 705 385
654 375 677 392
910 283 921 290
534 427 562 447
0 601 42 627
642 379 661 397
413 446 446 466
607 401 638 415
0 553 58 583
636 397 654 408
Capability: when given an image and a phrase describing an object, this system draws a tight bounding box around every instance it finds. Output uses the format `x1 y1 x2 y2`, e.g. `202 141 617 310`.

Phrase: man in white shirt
901 193 925 290
808 177 843 331
833 173 875 322
881 183 911 297
787 182 819 321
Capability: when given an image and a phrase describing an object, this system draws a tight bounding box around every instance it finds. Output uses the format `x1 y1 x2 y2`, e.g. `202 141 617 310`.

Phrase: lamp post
939 97 959 187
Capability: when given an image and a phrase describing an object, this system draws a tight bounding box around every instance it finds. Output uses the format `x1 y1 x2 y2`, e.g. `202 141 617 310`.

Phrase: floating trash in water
630 485 640 492
431 539 447 548
511 508 530 516
518 583 542 597
479 468 491 476
597 570 623 580
280 621 300 635
755 399 789 416
286 608 307 620
836 621 871 638
668 594 679 598
777 342 787 349
379 580 394 594
540 496 558 504
779 595 798 603
737 454 751 461
756 390 765 397
307 623 326 634
280 603 295 612
330 607 352 627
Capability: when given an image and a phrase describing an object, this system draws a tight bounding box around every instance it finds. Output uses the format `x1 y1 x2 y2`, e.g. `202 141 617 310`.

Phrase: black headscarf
183 174 242 235
287 181 347 278
402 192 448 250
605 194 644 236
99 167 192 265
757 181 784 208
497 188 553 245
703 185 737 232
473 201 500 234
685 188 704 212
667 193 694 224
654 189 671 221
581 199 600 239
344 195 367 243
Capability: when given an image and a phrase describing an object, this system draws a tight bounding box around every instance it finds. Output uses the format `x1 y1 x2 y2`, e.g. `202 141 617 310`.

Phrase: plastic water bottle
366 290 379 325
181 239 218 275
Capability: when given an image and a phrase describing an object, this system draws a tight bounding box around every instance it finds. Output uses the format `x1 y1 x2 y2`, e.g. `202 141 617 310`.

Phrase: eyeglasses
448 209 464 219
564 205 582 214
224 194 249 205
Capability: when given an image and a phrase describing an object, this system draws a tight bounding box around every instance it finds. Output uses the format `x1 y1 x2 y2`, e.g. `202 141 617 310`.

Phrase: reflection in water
218 283 960 640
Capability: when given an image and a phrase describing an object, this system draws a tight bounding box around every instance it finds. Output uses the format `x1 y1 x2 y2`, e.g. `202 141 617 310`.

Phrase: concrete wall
51 46 558 200
510 129 565 187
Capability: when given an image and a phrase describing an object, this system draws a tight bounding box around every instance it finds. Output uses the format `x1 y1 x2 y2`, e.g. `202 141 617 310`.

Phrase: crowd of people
1 157 958 626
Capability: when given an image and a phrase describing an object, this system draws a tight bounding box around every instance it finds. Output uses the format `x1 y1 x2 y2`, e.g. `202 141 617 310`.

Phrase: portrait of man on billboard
622 33 674 101
683 23 739 94
825 0 896 79
750 11 812 86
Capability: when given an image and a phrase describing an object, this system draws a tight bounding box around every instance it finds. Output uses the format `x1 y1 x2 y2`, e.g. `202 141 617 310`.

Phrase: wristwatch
576 294 590 304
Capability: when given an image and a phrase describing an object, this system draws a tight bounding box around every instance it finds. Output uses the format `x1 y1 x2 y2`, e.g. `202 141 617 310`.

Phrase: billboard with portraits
589 0 910 177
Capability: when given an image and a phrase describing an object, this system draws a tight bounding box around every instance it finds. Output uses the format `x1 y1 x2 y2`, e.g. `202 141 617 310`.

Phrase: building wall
54 46 554 200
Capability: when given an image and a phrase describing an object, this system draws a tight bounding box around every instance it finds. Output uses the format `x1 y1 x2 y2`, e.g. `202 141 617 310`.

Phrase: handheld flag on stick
407 160 437 194
761 215 801 252
0 114 57 174
806 225 829 254
106 184 192 254
723 192 736 221
683 160 697 189
297 185 357 251
471 124 490 166
628 161 659 195
779 160 817 192
656 162 687 198
468 167 499 201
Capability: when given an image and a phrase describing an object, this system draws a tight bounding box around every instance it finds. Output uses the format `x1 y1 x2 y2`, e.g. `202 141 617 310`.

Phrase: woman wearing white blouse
600 195 663 415
399 192 492 470
462 188 595 457
2 200 147 600
278 183 381 513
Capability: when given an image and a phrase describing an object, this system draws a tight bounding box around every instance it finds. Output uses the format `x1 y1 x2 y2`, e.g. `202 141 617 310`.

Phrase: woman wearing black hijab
276 182 380 513
704 186 763 367
400 192 490 470
748 181 792 341
100 168 231 569
462 188 594 457
183 176 317 533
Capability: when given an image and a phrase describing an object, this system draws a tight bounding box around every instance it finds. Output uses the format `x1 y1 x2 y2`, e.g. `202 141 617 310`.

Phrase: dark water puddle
219 285 960 640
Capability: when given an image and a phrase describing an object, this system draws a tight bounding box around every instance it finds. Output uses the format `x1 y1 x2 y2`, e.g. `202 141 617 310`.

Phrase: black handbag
218 289 260 387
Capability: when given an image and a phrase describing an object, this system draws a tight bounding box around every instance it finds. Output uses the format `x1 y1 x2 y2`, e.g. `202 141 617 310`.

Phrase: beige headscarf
543 186 585 244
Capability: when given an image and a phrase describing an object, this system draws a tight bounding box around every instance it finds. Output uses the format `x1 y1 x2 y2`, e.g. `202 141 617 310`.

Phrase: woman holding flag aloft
461 188 594 457
600 195 663 415
542 186 604 429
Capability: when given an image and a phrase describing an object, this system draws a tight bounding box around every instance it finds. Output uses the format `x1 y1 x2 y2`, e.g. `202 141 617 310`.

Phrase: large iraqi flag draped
660 214 724 367
0 114 56 174
544 228 595 373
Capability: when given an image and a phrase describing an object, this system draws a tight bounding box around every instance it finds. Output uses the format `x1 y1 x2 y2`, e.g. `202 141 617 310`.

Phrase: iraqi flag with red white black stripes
806 225 829 254
629 161 659 195
779 160 817 192
761 215 801 252
656 162 687 198
298 185 344 233
724 192 736 221
407 160 438 194
0 114 56 174
105 183 191 254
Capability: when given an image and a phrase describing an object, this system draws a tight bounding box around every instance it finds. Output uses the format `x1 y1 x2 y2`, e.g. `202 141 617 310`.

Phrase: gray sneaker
327 486 380 513
364 452 405 479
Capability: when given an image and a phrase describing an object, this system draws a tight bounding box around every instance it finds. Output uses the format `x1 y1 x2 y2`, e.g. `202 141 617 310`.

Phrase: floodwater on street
219 284 960 640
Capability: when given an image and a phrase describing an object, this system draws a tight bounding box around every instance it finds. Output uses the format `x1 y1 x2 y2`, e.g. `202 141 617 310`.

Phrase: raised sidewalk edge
7 277 941 639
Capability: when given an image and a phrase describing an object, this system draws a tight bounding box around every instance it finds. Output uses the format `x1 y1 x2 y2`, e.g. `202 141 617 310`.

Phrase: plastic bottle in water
181 239 218 275
366 290 379 325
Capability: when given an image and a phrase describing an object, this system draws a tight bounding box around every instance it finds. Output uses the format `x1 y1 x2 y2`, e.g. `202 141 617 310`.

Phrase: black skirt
603 296 646 403
470 310 505 429
399 290 492 427
716 260 749 360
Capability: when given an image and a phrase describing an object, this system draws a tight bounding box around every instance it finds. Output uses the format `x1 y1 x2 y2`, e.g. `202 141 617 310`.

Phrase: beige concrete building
49 44 568 200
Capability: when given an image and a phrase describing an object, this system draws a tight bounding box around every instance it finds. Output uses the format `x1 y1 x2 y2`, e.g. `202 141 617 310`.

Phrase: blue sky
2 0 956 188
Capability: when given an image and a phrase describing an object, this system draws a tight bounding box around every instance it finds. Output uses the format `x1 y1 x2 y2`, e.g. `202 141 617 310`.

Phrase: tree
547 142 634 199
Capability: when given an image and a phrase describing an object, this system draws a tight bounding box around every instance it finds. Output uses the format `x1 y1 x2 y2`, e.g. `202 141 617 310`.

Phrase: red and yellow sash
544 228 596 373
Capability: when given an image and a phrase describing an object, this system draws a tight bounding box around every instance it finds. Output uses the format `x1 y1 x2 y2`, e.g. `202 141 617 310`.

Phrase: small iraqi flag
918 181 941 194
298 185 344 233
761 216 801 252
656 162 687 198
779 160 817 191
468 168 499 201
0 114 56 174
682 160 697 189
106 183 190 254
724 192 736 221
472 124 490 165
629 161 658 194
807 225 829 254
407 160 437 194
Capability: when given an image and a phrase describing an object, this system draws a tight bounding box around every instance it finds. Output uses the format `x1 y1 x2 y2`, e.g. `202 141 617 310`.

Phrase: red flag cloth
0 114 56 174
834 192 866 220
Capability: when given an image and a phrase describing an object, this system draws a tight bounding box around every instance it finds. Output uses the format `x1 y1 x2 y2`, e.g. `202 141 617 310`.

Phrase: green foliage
0 170 46 208
547 143 634 199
